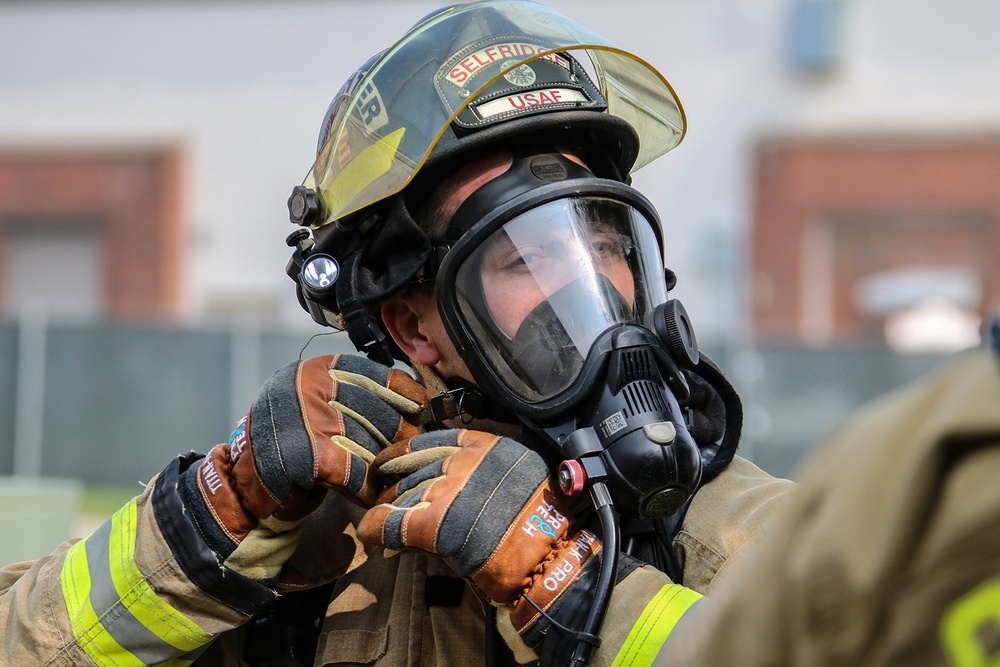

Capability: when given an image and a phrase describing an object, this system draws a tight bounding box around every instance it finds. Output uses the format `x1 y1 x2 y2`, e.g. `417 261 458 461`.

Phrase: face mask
436 152 703 519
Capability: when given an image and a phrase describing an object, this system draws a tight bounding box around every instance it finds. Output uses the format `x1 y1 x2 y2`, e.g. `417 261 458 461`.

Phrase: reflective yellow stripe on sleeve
611 583 704 667
940 578 1000 667
60 498 213 666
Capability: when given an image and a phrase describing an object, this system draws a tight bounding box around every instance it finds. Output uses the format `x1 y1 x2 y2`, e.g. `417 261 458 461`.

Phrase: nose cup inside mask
509 274 631 397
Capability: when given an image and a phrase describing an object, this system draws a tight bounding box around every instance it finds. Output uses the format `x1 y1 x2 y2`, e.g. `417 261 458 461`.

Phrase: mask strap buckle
428 388 463 423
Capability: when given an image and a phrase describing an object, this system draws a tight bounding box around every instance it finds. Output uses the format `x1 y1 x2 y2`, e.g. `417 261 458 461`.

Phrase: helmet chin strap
414 360 537 447
336 252 396 366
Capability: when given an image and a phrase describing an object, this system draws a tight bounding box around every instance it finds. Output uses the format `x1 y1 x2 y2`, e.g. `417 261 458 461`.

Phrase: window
2 221 104 320
789 0 841 72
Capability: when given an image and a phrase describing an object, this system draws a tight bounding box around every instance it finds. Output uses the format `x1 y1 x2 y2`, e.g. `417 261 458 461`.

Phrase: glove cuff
152 453 276 615
511 529 601 636
524 551 645 666
179 451 240 560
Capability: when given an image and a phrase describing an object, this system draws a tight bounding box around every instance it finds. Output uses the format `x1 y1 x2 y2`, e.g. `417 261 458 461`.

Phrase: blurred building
0 0 998 482
1 0 998 346
0 146 184 321
751 135 1000 352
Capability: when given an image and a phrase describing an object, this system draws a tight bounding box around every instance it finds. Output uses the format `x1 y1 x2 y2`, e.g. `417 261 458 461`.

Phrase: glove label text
200 458 224 496
229 417 248 462
521 498 566 541
542 530 598 591
543 558 575 591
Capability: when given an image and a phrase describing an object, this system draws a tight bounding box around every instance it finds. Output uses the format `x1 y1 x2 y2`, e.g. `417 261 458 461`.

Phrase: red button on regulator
557 459 587 496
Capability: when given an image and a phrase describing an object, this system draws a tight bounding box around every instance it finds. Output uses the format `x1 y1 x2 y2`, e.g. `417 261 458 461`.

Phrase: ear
381 296 441 366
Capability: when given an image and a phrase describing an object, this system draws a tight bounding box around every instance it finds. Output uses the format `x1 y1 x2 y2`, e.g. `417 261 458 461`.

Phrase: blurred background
1 0 998 562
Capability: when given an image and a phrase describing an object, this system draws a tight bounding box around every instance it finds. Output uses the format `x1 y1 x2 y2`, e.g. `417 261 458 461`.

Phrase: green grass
79 484 145 519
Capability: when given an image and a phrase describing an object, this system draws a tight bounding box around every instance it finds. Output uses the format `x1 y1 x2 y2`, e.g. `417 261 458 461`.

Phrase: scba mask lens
452 196 668 403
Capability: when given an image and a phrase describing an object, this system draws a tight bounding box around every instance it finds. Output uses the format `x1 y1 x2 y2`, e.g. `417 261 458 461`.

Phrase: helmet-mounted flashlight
301 254 340 293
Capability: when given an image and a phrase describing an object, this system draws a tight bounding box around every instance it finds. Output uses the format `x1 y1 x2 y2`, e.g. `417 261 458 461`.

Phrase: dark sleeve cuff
527 553 645 666
152 453 276 617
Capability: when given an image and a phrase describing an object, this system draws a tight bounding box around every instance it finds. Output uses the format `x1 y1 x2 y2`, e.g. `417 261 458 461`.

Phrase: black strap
336 253 394 366
694 353 744 484
619 502 691 584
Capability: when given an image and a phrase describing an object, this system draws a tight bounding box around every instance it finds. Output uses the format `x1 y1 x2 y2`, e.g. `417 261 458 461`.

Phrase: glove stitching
459 448 532 560
328 406 353 493
334 434 353 494
266 376 293 498
400 500 411 545
335 369 421 415
332 399 392 450
330 433 377 464
521 535 578 599
439 431 497 553
511 537 584 634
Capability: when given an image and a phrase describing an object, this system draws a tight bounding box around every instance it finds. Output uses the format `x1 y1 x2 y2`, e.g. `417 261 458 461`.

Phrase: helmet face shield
304 0 685 226
449 196 668 403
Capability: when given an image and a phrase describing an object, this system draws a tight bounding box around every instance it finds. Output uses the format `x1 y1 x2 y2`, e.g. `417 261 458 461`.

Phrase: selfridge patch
443 42 569 88
435 37 608 131
476 87 588 119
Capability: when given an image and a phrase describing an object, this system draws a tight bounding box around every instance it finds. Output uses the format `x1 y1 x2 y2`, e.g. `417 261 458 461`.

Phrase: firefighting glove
357 429 602 661
181 354 429 583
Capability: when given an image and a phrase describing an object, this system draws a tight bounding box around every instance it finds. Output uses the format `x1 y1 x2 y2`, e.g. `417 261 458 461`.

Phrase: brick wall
751 136 1000 342
0 146 185 320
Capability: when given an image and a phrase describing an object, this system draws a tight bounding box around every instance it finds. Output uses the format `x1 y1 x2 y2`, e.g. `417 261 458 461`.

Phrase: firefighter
656 334 1000 667
1 2 794 665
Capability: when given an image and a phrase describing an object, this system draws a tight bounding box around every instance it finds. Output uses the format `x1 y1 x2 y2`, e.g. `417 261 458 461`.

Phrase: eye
497 244 549 272
589 233 631 260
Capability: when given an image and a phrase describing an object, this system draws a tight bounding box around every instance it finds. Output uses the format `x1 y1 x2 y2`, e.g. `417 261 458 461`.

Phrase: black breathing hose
569 481 620 667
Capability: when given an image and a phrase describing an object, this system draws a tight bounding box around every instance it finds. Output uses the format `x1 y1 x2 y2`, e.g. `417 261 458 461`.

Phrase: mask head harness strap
445 145 608 243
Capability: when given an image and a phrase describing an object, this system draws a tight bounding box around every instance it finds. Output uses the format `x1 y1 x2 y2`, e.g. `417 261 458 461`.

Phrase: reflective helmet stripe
60 498 212 666
611 583 704 667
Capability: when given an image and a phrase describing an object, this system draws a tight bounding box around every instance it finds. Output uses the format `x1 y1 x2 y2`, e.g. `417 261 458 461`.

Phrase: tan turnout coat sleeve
0 480 253 666
287 457 793 667
657 349 1000 667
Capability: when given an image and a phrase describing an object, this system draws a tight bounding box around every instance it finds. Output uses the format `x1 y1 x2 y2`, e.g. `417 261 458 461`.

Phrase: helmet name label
445 43 569 87
476 88 587 119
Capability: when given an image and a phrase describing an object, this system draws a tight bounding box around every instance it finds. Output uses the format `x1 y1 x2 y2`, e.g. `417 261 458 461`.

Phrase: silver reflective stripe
60 499 214 666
